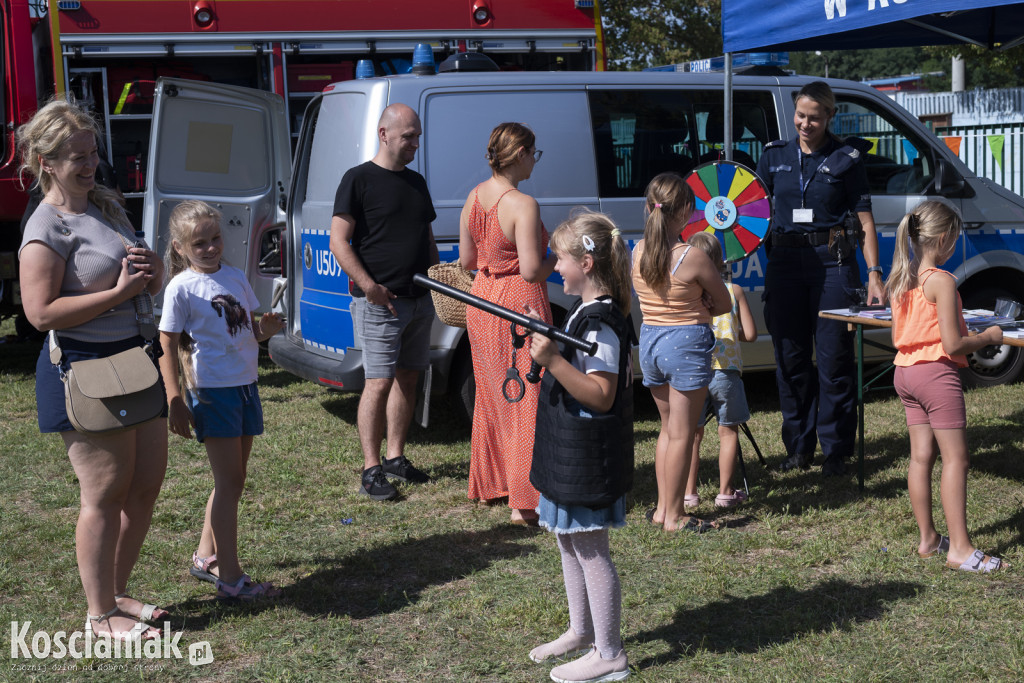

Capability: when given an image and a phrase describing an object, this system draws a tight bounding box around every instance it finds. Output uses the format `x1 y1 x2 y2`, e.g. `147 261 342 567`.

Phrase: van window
422 90 596 203
588 90 778 198
832 96 935 195
154 98 272 194
306 93 368 203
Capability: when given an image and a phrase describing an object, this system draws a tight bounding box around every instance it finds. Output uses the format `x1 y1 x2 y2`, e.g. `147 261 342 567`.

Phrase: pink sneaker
683 494 699 510
714 490 748 509
549 647 629 683
529 627 593 663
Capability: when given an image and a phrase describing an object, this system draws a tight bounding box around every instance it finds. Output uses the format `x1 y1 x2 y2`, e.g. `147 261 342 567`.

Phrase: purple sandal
190 552 219 584
216 574 282 602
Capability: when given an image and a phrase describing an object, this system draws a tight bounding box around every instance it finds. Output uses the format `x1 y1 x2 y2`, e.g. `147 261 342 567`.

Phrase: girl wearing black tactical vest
524 210 633 683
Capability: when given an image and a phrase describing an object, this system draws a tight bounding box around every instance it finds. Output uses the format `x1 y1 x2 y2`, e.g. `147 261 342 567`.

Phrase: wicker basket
427 261 474 328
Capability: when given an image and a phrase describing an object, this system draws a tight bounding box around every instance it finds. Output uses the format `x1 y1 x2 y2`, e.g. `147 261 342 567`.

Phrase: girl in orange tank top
632 173 731 534
886 200 1004 572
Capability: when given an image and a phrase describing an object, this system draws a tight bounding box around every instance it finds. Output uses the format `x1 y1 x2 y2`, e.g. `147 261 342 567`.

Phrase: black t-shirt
333 161 436 297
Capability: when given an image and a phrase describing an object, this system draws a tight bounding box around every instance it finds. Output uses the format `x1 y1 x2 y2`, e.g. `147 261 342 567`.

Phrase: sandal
918 535 950 559
190 551 219 584
115 593 168 622
510 510 540 527
946 549 1004 573
644 507 658 525
666 516 719 534
85 606 160 641
714 490 748 509
684 494 699 510
216 574 282 602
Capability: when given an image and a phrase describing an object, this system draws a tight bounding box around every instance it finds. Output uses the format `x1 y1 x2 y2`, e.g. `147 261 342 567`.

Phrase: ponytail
637 173 694 291
886 200 963 302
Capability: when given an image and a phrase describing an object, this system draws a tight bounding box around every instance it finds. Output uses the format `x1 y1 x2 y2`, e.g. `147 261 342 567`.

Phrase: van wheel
451 347 475 425
960 287 1024 388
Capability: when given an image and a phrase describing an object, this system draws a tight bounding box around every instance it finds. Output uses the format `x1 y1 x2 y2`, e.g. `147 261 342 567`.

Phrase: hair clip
907 213 920 238
582 235 596 252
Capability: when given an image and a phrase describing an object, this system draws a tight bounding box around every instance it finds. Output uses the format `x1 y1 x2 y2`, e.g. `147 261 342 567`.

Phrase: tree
600 0 721 71
788 47 1024 90
927 45 1024 89
600 2 1024 88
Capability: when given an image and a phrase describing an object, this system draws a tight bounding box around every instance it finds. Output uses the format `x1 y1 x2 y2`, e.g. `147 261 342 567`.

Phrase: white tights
556 529 622 658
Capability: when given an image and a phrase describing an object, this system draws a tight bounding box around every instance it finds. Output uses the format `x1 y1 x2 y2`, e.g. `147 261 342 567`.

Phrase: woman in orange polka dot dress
459 123 555 525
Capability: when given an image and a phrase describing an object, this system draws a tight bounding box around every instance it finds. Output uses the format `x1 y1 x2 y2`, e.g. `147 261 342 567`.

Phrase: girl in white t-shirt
158 200 284 601
524 210 633 683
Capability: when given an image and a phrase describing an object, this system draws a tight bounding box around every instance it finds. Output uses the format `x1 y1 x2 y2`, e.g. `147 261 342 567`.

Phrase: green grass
1 322 1022 682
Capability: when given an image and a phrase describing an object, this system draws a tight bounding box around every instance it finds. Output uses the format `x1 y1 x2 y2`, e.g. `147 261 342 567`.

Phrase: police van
145 63 1024 420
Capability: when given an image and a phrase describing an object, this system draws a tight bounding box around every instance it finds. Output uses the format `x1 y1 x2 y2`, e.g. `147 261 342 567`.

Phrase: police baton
413 273 596 394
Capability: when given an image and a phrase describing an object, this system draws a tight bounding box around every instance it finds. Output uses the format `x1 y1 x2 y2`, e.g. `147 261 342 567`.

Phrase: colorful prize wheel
681 161 771 264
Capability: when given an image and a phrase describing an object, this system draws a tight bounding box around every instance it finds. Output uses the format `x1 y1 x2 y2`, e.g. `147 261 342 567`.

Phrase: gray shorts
703 369 751 426
351 294 434 379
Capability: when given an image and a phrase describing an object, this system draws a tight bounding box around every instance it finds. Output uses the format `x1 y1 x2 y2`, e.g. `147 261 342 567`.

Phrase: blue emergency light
645 52 789 73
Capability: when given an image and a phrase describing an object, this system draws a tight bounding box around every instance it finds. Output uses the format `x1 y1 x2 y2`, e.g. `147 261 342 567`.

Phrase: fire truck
0 0 602 331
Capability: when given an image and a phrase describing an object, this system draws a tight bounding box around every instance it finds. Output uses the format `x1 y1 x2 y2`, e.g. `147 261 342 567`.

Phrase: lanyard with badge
793 147 827 224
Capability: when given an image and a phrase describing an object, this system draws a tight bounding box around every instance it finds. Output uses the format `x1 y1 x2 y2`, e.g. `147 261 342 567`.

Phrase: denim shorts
187 382 264 443
35 335 167 434
351 294 434 379
704 369 751 426
639 323 715 392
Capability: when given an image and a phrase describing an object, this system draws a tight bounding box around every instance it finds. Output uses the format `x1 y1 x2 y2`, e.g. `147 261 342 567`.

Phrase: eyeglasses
532 149 543 162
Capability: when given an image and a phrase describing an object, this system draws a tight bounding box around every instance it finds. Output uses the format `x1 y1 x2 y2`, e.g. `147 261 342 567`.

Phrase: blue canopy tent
718 0 1024 157
723 0 1024 54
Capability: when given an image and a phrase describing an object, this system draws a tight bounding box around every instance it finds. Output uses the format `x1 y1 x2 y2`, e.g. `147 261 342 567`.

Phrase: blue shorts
187 382 264 443
704 369 750 426
639 323 715 392
35 335 168 434
351 294 434 379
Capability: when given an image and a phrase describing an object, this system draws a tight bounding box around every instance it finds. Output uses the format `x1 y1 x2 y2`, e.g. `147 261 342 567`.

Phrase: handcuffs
502 323 543 403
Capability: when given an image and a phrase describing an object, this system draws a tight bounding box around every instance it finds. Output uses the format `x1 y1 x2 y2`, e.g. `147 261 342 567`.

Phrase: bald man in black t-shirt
330 103 440 501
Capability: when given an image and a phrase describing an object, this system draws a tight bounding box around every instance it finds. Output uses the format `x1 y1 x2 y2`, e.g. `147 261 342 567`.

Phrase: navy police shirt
756 136 872 234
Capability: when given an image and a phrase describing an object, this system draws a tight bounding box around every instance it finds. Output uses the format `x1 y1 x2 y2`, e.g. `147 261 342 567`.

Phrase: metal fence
936 122 1023 198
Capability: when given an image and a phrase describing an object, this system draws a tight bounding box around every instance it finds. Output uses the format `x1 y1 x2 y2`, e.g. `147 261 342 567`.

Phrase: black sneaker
779 453 813 472
360 465 399 500
382 456 431 484
821 455 849 477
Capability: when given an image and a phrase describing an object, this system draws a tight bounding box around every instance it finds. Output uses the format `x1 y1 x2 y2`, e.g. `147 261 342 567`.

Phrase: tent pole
724 52 733 162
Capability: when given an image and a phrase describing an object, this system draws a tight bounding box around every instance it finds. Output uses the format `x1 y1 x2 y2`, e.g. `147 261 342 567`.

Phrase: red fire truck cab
1 0 602 328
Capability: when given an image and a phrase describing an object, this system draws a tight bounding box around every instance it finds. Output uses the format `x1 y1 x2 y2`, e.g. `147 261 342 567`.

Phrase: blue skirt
537 493 627 534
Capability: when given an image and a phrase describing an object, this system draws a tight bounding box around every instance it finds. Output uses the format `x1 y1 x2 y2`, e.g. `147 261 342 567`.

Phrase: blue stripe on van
300 230 355 355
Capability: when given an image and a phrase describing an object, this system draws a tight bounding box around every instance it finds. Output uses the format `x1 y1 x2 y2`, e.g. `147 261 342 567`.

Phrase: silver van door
827 88 953 230
143 77 291 312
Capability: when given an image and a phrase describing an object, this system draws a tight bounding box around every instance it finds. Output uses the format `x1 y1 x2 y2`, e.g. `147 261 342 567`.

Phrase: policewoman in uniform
756 81 885 476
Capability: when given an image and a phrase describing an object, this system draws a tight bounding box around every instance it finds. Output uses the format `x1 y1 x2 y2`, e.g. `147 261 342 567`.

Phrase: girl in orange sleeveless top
459 122 555 526
632 173 731 533
887 200 1004 572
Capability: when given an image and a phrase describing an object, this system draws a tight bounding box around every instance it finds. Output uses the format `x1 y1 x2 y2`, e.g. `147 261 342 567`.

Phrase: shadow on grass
630 578 922 667
0 338 40 375
282 525 539 618
164 525 539 629
628 430 912 521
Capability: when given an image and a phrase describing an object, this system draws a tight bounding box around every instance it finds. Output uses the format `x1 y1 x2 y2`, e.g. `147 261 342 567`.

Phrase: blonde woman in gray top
18 99 168 642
